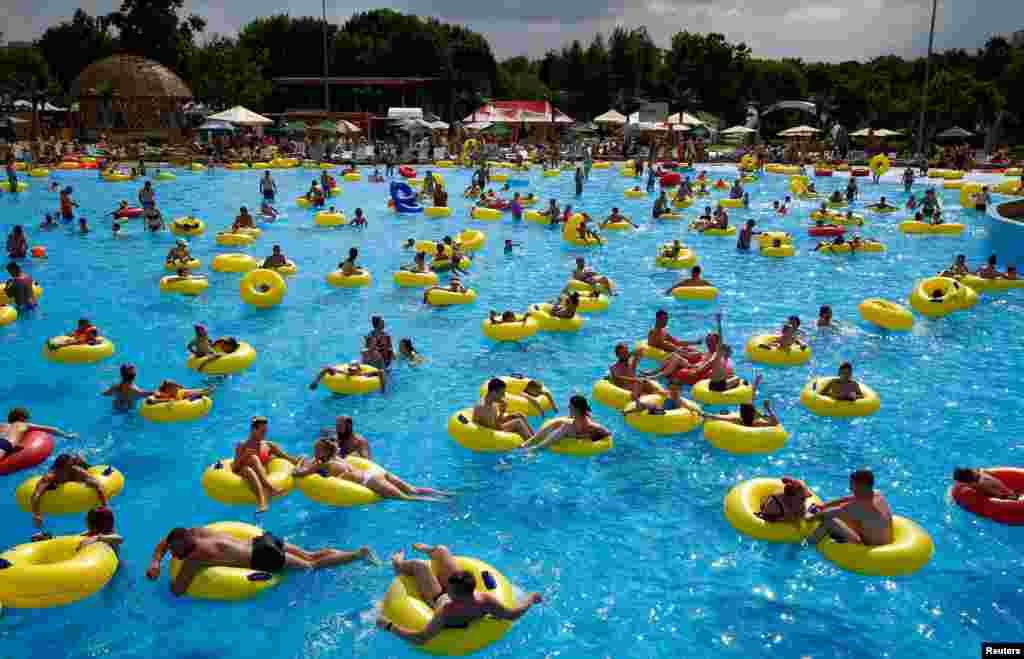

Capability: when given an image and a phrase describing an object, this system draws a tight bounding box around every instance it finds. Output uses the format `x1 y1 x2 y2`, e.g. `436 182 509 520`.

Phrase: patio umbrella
778 125 820 137
667 112 704 127
206 105 273 126
594 109 627 124
720 125 757 135
935 126 974 140
337 120 362 134
197 120 236 132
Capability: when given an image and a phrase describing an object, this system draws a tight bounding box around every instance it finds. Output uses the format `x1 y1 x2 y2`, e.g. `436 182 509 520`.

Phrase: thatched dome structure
72 55 192 140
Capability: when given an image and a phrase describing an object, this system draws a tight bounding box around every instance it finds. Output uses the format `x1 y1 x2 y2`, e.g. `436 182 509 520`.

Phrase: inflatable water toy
868 154 890 178
390 181 423 213
0 305 16 326
447 409 523 452
825 199 848 209
202 458 294 505
909 277 975 317
326 270 371 288
866 204 898 214
724 478 822 543
114 207 144 219
296 456 387 507
527 303 584 332
719 198 744 209
321 364 382 395
800 377 880 417
704 416 788 454
898 221 965 236
0 535 118 608
481 314 539 342
239 269 286 308
816 516 933 576
16 465 124 515
745 335 811 366
624 189 646 199
381 555 519 655
757 232 792 248
155 171 177 181
476 376 554 417
216 232 255 247
211 254 258 274
0 430 53 476
575 292 610 313
691 379 753 406
656 245 697 269
858 299 913 331
160 276 208 296
471 206 502 221
672 285 718 302
268 261 297 277
169 522 282 600
591 378 665 411
534 417 614 456
426 288 478 306
101 172 132 182
393 270 439 288
424 206 451 218
43 337 115 365
139 394 213 423
698 226 736 237
186 341 257 375
314 211 347 227
760 244 795 258
562 213 604 246
808 225 845 237
164 258 201 273
952 468 1024 525
0 181 28 192
170 217 206 236
622 395 701 435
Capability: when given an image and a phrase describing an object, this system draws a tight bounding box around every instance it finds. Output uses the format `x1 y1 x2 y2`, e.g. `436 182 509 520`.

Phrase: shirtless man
0 407 76 461
377 544 542 645
647 310 702 356
953 468 1023 501
601 207 637 229
572 257 615 295
942 254 969 277
292 439 451 502
520 395 610 451
231 417 295 513
146 526 372 596
4 262 37 309
261 245 288 269
765 322 806 351
102 364 153 411
609 343 665 401
338 247 364 276
736 219 758 251
665 266 710 295
324 415 370 459
166 239 192 265
820 362 864 401
975 254 1005 280
805 469 893 546
474 378 533 441
29 454 106 528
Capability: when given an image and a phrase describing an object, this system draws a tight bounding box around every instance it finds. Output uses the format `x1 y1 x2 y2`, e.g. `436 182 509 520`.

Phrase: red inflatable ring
808 225 846 237
399 166 416 179
0 430 55 476
952 468 1024 525
115 207 144 218
659 172 681 187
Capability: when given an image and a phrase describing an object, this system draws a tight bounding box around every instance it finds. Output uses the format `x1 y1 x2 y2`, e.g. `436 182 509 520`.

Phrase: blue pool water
1 162 1023 658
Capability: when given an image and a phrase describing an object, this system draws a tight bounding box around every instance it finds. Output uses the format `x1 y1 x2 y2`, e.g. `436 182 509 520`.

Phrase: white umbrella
428 120 449 131
594 109 627 124
851 128 902 138
720 125 756 135
464 122 492 131
335 120 361 134
206 105 273 126
667 112 704 126
778 125 820 137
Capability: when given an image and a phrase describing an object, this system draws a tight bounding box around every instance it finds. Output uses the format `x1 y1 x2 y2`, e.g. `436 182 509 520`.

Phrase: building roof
72 55 192 99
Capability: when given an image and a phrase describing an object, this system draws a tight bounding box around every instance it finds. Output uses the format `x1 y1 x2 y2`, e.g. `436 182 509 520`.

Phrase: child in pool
350 208 367 228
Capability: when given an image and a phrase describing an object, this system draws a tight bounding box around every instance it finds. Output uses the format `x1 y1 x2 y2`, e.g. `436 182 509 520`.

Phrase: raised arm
27 423 77 439
291 458 322 478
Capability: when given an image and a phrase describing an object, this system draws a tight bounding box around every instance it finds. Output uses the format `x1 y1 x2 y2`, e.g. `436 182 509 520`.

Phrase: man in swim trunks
378 544 542 644
261 245 288 269
232 416 296 512
653 191 669 219
608 343 663 401
146 525 372 596
764 322 805 351
29 453 107 528
323 415 371 459
805 469 893 546
975 254 1005 279
736 219 758 251
144 207 164 232
572 257 615 295
102 364 153 411
474 378 534 441
259 171 277 201
549 292 580 319
820 362 864 401
0 407 77 461
647 310 702 356
953 468 1023 501
665 266 710 295
59 186 78 221
5 262 37 309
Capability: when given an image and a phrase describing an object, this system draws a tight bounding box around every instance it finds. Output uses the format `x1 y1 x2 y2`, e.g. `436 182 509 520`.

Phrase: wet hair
119 364 136 381
7 262 21 276
166 527 195 556
53 454 75 470
371 316 383 329
953 468 979 483
850 469 874 488
691 266 702 276
838 361 852 373
87 507 115 534
988 254 997 266
7 407 29 423
487 378 506 394
568 395 591 415
447 570 477 597
739 403 756 426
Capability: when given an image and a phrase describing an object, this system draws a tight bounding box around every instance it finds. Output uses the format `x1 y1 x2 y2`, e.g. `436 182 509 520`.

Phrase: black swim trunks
250 533 287 572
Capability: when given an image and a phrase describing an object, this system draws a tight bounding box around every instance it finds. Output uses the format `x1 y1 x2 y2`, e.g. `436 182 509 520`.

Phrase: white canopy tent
667 112 704 126
206 105 273 126
778 125 820 137
850 128 902 137
720 125 757 135
388 107 424 120
594 109 627 124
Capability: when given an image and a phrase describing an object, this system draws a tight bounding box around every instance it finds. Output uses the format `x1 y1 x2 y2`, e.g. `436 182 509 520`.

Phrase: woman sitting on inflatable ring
187 325 240 359
518 395 610 452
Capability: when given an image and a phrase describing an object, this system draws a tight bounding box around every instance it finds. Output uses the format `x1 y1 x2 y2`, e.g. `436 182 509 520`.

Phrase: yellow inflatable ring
426 288 477 306
394 270 439 288
186 341 257 375
800 377 880 417
739 154 757 170
562 213 604 246
201 458 294 505
672 285 719 302
381 555 518 655
189 163 207 172
215 232 255 247
212 253 258 273
447 408 523 452
691 379 753 406
758 232 793 247
704 415 788 454
237 227 262 238
699 226 736 237
724 478 822 543
481 315 539 342
314 211 347 227
165 257 200 272
43 337 115 365
476 376 554 417
267 261 297 277
155 172 176 181
424 206 451 218
326 269 371 288
343 172 361 181
816 515 933 576
574 292 610 313
170 218 206 237
0 305 16 326
760 244 795 258
909 276 971 317
592 161 610 169
745 335 811 367
471 207 503 221
719 198 744 209
898 221 964 235
868 154 891 177
826 199 848 209
858 298 913 331
0 181 29 192
623 395 702 435
543 169 560 177
591 377 667 411
631 340 671 362
321 364 382 395
159 276 209 296
567 278 614 294
169 522 282 600
296 456 386 507
139 395 213 423
0 535 118 608
656 246 697 269
29 169 50 178
240 269 287 308
0 283 42 306
457 230 486 252
671 198 693 209
101 173 132 182
602 219 634 232
16 466 125 514
624 189 646 199
528 303 584 332
867 204 898 214
536 417 614 456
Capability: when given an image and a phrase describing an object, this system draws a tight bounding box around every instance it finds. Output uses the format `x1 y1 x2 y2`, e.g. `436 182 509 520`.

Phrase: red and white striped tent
463 101 574 124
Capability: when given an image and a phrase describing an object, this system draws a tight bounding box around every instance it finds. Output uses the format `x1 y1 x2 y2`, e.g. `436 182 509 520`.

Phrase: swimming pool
1 162 1023 658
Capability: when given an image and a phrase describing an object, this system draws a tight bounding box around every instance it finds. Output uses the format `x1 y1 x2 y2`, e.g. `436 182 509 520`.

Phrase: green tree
35 10 115 96
105 0 205 71
189 36 271 109
0 46 56 137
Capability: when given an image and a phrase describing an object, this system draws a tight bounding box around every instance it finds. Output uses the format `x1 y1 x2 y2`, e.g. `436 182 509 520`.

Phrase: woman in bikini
756 477 813 523
519 395 610 451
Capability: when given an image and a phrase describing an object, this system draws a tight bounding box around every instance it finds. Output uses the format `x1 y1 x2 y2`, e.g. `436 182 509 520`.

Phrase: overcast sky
2 0 1022 62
